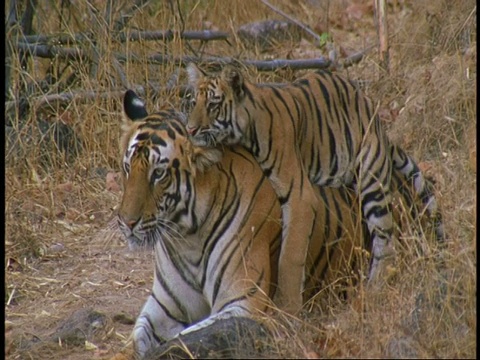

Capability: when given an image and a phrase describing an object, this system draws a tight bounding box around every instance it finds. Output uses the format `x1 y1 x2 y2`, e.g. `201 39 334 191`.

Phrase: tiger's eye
152 168 166 182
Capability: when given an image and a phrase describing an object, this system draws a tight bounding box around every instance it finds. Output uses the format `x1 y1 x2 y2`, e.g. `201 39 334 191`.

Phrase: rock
113 312 136 325
50 308 113 346
145 317 272 359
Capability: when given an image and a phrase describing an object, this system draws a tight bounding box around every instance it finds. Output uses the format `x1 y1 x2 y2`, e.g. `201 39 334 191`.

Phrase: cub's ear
124 90 148 121
186 63 207 88
221 65 244 99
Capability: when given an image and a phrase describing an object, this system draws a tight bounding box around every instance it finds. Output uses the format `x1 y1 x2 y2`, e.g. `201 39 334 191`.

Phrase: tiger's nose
119 215 140 230
186 125 198 135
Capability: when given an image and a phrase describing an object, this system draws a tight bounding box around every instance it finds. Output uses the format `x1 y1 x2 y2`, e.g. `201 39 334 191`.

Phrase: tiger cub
185 63 444 313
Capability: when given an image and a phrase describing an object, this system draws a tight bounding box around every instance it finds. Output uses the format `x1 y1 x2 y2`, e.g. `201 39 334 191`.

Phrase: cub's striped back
185 64 444 314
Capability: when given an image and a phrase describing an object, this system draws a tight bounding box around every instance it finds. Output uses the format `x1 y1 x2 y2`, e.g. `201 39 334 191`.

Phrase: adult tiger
117 90 372 358
184 63 444 313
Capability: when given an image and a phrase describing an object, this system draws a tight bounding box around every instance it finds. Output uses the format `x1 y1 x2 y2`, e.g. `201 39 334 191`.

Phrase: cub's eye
209 94 223 103
207 101 219 112
151 168 167 183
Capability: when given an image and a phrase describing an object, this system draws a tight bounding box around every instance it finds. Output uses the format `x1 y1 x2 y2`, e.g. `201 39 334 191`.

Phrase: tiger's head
117 90 222 250
185 62 246 147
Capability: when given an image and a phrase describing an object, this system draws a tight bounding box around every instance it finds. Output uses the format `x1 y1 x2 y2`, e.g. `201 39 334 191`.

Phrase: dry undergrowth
5 0 476 359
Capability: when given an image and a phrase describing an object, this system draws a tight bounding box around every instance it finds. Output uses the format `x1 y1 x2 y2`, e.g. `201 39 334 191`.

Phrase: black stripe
364 203 390 220
212 228 255 304
149 292 190 330
154 251 196 315
327 124 338 177
139 315 165 344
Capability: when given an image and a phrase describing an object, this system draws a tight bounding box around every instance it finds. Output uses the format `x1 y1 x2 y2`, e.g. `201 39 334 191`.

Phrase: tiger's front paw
133 327 162 359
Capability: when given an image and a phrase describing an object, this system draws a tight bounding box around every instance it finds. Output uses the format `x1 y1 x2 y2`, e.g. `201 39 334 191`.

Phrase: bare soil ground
5 1 476 359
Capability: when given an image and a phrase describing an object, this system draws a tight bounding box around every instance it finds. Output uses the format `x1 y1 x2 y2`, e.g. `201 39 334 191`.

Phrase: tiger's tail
390 144 444 242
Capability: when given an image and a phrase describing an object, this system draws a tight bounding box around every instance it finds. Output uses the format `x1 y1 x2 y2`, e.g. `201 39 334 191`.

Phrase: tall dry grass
5 0 475 359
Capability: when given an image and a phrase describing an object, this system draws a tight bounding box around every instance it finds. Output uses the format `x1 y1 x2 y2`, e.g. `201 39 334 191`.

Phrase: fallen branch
116 52 332 70
6 50 371 111
246 57 330 71
16 42 89 60
15 30 230 45
14 32 366 71
118 29 230 43
4 83 173 112
5 44 372 112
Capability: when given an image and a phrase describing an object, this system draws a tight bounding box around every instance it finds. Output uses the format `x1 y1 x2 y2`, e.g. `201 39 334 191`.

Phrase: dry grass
5 0 476 359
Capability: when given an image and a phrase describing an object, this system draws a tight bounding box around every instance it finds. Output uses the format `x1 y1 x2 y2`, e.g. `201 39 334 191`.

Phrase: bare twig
5 0 37 107
21 0 37 36
113 0 151 33
111 55 130 89
448 5 476 52
5 0 19 101
6 0 18 30
341 44 376 68
13 0 37 75
105 0 114 31
259 0 322 44
165 0 200 57
374 0 389 73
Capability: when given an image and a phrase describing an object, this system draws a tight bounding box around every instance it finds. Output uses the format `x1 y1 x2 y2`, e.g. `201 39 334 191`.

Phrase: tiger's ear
221 65 244 99
185 139 223 174
124 90 148 121
186 63 207 88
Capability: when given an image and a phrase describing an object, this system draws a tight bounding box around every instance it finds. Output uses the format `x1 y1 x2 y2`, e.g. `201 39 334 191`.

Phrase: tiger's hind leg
390 145 444 241
274 180 322 314
356 146 397 284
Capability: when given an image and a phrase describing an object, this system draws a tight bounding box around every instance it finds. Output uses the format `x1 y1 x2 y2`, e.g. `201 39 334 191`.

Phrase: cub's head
118 90 222 250
185 63 246 147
